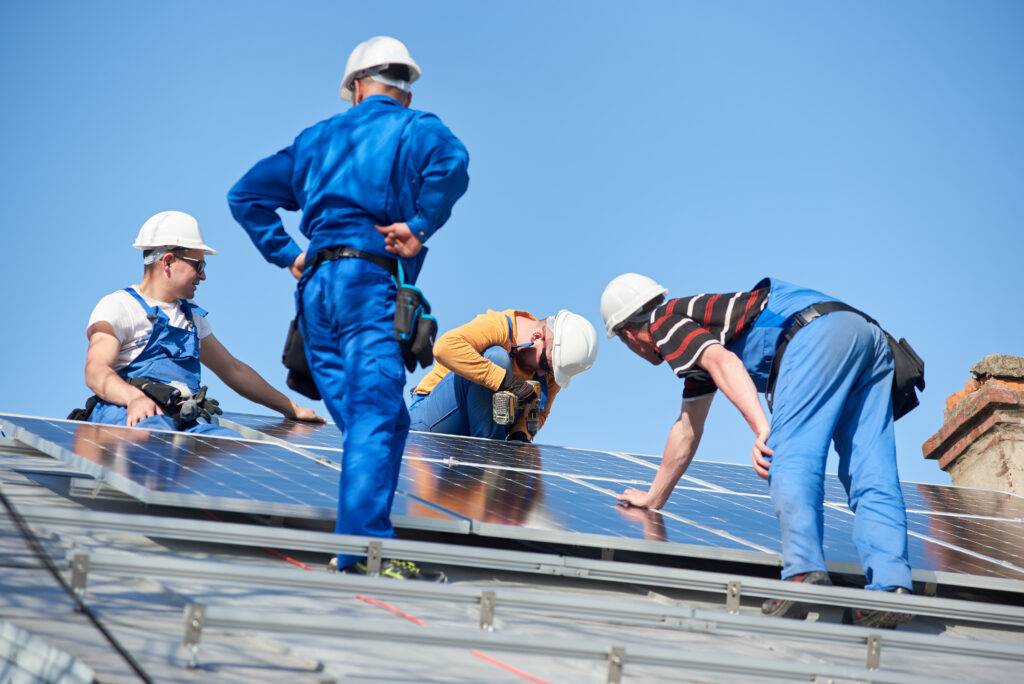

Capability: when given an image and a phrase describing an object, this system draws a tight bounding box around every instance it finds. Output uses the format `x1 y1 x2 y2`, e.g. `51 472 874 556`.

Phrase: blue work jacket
228 95 470 283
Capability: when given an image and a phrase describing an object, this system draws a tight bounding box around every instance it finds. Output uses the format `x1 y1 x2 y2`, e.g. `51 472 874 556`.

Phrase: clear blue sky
2 1 1021 485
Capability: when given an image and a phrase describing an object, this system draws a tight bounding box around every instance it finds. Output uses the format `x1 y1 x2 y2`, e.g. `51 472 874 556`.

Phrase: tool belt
765 302 925 421
67 378 222 427
282 246 437 401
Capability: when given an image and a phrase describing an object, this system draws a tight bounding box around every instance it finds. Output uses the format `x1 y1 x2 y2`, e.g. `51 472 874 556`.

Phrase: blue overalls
228 95 470 569
409 316 549 439
727 278 911 591
89 287 237 437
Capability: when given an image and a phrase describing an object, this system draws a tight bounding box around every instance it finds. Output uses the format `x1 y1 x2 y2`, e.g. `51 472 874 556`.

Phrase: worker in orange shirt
409 309 598 442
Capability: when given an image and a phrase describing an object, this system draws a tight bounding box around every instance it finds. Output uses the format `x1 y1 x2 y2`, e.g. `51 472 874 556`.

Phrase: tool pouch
887 334 926 421
282 318 322 401
67 395 100 421
395 284 436 372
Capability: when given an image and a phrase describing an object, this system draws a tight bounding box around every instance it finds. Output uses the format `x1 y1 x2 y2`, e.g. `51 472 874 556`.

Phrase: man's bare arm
84 323 162 426
698 344 774 478
617 393 714 509
200 333 324 422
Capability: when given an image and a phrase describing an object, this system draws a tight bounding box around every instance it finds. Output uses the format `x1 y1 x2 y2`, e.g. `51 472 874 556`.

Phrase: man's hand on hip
375 222 423 258
289 252 307 280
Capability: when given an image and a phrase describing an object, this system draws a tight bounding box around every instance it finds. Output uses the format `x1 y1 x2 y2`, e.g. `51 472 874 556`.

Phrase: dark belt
765 301 876 411
316 246 398 279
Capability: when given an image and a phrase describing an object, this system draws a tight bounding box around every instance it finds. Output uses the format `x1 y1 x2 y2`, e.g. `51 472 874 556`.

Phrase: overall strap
123 287 159 321
178 300 207 326
765 301 874 411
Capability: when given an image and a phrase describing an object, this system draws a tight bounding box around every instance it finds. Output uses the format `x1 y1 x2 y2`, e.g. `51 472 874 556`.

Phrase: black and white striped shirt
650 280 770 398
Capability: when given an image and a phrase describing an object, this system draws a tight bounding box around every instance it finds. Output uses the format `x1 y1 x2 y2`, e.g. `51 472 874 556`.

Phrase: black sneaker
761 571 833 620
842 587 913 629
332 557 447 583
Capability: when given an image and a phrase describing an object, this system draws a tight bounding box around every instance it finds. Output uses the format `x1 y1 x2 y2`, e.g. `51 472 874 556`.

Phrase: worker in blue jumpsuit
603 274 913 628
228 37 469 581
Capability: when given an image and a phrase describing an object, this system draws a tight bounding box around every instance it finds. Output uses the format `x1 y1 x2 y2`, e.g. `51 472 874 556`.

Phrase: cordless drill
492 380 541 434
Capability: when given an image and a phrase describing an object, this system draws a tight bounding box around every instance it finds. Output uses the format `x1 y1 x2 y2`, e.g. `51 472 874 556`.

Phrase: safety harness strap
765 301 875 411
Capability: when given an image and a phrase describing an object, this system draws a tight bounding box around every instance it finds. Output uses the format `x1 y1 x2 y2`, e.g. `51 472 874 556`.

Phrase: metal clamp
479 591 496 631
606 646 626 684
366 541 383 576
183 603 205 669
725 580 742 614
70 552 89 601
866 634 882 670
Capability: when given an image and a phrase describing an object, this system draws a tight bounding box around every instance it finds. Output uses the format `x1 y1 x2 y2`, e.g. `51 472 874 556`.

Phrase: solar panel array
3 411 1023 583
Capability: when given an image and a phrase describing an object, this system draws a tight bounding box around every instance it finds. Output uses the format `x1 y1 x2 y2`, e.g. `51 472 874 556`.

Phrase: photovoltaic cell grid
221 413 1024 579
222 412 658 483
0 415 462 529
6 412 1024 580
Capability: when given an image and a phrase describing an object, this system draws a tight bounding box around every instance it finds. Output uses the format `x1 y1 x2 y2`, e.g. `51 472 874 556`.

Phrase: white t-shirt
87 286 212 371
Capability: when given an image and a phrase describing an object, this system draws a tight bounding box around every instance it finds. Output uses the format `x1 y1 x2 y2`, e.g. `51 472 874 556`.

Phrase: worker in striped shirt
601 274 913 629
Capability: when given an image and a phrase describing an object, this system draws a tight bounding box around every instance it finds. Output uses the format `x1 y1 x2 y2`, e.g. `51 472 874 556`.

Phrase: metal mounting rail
73 550 1024 667
18 504 1024 627
185 606 937 684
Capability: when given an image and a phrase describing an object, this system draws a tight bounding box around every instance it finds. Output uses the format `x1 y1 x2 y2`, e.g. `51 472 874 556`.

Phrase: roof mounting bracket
183 603 205 669
725 580 742 614
70 552 89 601
866 634 882 670
479 590 496 631
366 541 383 576
606 645 625 684
600 547 615 561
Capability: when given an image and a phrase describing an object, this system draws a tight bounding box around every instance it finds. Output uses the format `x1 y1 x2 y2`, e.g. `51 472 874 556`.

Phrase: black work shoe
332 557 447 583
761 571 833 620
842 588 913 629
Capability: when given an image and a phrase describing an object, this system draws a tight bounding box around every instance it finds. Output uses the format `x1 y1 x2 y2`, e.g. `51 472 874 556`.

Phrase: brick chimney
922 355 1024 494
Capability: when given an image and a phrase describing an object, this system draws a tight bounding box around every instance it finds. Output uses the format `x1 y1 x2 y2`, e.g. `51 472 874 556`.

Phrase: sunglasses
173 254 206 276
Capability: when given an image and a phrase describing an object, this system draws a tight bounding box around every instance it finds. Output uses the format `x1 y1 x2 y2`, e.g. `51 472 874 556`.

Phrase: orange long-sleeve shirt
413 309 560 437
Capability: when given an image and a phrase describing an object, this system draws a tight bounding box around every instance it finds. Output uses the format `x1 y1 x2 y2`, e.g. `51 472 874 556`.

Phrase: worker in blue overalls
603 273 914 628
80 211 323 435
228 37 469 581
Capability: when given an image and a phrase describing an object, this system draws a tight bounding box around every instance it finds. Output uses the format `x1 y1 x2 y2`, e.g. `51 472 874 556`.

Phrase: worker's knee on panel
482 345 512 373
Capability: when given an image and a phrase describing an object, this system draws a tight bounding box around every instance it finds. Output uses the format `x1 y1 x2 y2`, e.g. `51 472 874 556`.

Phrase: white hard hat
547 310 599 388
340 36 421 102
132 211 217 255
600 273 667 338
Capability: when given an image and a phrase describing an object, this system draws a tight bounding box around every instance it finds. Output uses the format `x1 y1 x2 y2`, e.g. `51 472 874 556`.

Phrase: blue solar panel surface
6 412 1024 581
0 414 461 527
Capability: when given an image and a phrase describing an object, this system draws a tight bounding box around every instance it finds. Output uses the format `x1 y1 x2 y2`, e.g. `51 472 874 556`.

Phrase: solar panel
222 412 663 484
0 414 466 533
397 459 770 561
15 411 1021 583
217 414 1024 580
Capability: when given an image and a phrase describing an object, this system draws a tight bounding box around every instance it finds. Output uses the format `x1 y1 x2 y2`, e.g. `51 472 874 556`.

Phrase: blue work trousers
767 312 912 591
89 402 239 437
299 258 409 569
409 346 511 439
